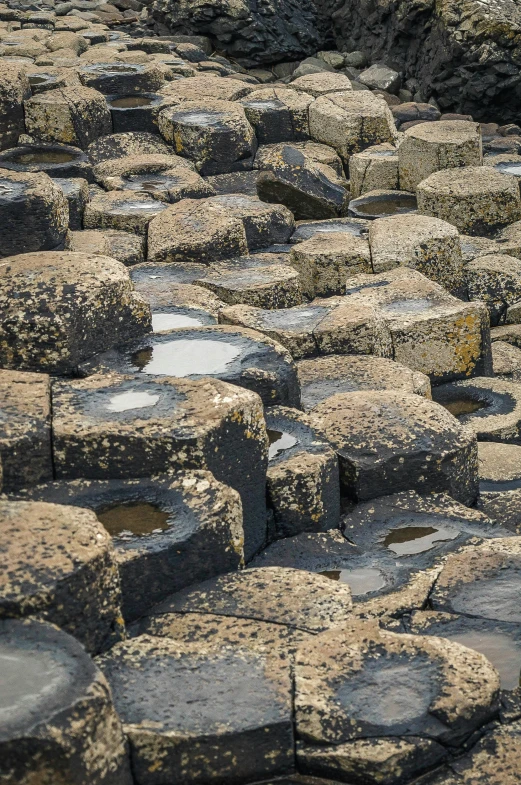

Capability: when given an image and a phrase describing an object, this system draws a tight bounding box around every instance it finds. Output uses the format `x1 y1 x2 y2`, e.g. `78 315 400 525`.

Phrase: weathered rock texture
321 0 521 121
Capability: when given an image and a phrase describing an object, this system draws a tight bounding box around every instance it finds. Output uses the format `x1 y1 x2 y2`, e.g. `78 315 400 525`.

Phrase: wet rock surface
4 9 521 784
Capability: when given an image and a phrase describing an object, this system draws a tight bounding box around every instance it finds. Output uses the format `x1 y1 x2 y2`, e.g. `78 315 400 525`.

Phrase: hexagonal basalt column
369 213 465 297
51 374 268 559
219 298 393 360
477 442 521 534
398 120 482 192
87 130 173 165
17 472 244 622
147 196 249 264
79 325 300 407
417 166 521 236
0 169 68 256
24 85 112 150
348 143 399 198
0 500 124 654
240 87 312 145
432 376 521 443
79 61 164 94
430 537 521 627
158 99 257 175
0 618 132 785
308 91 396 164
0 370 51 491
344 268 492 383
255 142 349 220
96 634 293 785
84 189 168 234
0 252 151 374
297 355 431 410
464 253 521 325
150 567 353 633
0 64 30 151
295 621 500 784
289 230 371 298
308 390 479 504
264 406 340 539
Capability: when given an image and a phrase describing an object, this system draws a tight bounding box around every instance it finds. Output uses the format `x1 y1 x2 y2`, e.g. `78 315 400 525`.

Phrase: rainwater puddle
320 567 386 596
14 150 75 164
442 397 487 418
0 647 69 716
110 96 154 108
131 338 242 376
124 174 181 193
495 162 521 177
383 525 457 556
152 313 205 331
350 194 416 219
268 429 298 460
447 630 521 690
105 389 160 412
97 502 171 539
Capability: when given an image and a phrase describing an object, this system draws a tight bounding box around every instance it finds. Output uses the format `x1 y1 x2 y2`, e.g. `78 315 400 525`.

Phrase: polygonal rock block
159 74 253 103
147 197 249 263
198 253 303 309
66 229 145 266
96 634 293 785
417 166 521 236
265 405 340 538
24 85 112 150
218 297 392 360
341 490 501 570
87 130 173 165
205 193 295 249
84 189 168 234
369 213 465 296
430 537 521 626
308 390 479 504
408 610 521 693
241 87 312 144
464 253 521 326
344 268 492 383
0 370 52 491
308 91 396 163
492 339 521 379
297 354 431 410
50 373 268 559
0 141 94 182
135 611 314 661
158 99 257 175
295 620 500 783
0 64 30 151
54 176 89 230
0 251 151 374
106 92 169 135
255 142 349 220
289 230 371 298
291 71 352 97
79 61 164 94
17 472 244 622
348 188 417 220
0 168 68 256
151 567 353 633
348 143 398 198
0 618 132 785
432 376 521 443
398 120 482 192
0 500 124 654
79 325 301 408
426 723 521 785
477 442 521 534
359 63 401 92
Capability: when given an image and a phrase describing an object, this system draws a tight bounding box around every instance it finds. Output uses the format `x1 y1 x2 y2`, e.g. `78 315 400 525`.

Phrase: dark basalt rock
151 0 322 68
320 0 521 123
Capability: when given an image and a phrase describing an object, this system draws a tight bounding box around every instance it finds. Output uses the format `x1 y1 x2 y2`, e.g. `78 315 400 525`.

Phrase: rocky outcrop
151 0 323 66
321 0 521 121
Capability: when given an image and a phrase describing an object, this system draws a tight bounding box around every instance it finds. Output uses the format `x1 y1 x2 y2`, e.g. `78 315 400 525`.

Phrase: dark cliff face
318 0 521 122
151 0 325 66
